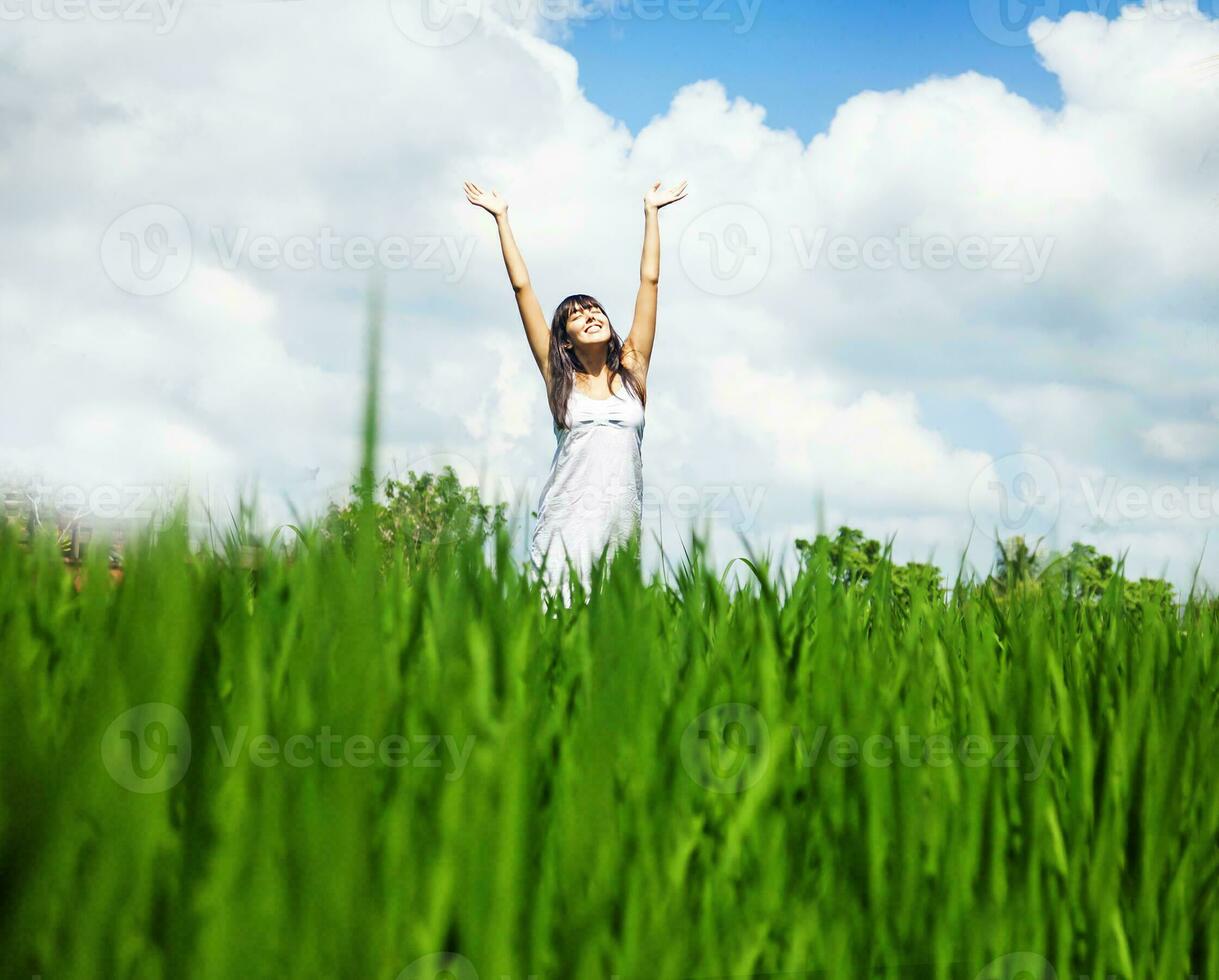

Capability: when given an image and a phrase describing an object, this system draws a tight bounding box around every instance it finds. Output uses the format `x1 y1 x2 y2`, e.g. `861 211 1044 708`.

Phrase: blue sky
4 0 1217 586
560 0 1217 140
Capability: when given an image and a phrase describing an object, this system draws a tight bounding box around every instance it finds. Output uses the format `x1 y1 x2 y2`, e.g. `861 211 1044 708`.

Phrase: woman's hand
625 180 685 382
468 180 549 377
464 181 508 217
643 178 688 211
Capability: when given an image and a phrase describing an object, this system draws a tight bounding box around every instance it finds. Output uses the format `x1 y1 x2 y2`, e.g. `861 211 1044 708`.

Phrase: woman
464 177 688 604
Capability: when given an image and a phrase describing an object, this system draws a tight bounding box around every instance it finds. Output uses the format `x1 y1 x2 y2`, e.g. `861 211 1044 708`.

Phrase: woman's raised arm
624 179 688 385
464 181 550 379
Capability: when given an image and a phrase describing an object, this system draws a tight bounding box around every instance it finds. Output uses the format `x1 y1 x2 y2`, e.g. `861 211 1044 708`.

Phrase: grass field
1 505 1217 980
4 307 1217 980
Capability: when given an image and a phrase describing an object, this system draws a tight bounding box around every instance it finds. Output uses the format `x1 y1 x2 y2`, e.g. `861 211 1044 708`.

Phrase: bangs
560 294 602 318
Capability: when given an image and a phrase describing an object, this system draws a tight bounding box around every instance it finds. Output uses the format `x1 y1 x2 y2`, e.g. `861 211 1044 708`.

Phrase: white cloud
2 0 1217 588
706 354 991 513
1143 416 1219 462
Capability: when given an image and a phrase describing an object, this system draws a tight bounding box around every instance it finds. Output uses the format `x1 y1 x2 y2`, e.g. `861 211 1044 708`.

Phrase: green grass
1 511 1217 980
3 300 1217 979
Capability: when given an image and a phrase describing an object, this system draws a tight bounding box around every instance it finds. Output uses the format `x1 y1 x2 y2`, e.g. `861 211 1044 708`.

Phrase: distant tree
993 536 1181 612
798 528 1180 613
1066 542 1113 595
3 483 91 560
1123 577 1178 620
322 466 506 571
1046 541 1115 601
991 536 1045 595
891 560 947 610
795 526 945 608
795 526 880 586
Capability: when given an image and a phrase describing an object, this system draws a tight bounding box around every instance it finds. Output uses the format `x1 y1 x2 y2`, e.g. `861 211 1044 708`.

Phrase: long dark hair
546 293 645 430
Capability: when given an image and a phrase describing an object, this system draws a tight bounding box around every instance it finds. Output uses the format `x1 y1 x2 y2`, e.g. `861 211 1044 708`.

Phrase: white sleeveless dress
529 378 645 604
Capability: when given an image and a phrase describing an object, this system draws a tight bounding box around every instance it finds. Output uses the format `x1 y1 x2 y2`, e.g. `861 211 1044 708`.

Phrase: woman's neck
574 346 609 377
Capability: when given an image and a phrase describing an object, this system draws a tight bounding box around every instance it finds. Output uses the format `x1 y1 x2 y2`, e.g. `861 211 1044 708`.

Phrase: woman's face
565 304 610 347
